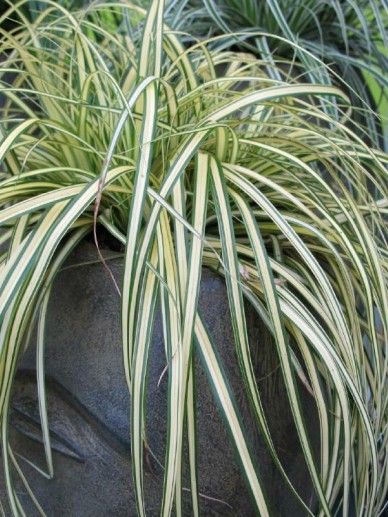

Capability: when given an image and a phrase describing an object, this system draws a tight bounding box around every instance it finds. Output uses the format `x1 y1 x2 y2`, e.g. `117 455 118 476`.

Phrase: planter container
3 240 319 515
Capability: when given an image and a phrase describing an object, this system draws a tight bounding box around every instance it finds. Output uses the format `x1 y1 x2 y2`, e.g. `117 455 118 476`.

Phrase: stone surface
1 240 319 516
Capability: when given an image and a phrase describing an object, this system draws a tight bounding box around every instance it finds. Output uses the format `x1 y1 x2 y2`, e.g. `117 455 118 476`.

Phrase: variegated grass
0 1 387 515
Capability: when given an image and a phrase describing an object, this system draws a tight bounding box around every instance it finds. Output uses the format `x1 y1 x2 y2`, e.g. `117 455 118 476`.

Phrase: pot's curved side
2 241 319 516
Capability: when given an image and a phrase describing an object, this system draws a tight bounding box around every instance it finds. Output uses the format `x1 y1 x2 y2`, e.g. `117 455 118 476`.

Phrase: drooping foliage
0 1 387 515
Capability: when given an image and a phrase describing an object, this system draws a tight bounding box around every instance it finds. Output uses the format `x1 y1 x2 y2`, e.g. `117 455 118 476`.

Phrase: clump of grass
159 0 388 149
0 1 387 515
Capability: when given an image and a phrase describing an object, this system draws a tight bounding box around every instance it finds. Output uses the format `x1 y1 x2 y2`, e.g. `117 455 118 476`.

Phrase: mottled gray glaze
1 240 319 516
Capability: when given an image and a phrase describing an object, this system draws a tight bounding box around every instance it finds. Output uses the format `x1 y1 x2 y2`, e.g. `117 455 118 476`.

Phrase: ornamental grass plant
0 0 387 515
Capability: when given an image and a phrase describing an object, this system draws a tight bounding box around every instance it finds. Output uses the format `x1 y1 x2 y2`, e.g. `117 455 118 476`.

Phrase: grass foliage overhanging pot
0 0 387 515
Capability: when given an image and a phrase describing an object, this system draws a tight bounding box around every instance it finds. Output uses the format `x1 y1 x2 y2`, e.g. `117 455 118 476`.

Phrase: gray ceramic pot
1 240 319 516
